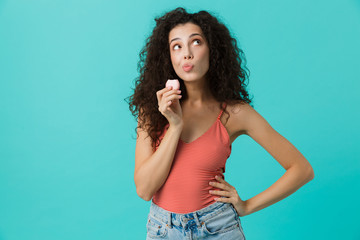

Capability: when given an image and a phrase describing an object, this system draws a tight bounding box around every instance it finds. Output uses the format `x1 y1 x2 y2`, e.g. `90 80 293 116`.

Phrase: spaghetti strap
217 102 227 119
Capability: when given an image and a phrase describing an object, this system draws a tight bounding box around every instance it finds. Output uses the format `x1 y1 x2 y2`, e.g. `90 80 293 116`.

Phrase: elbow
144 195 153 202
309 168 315 180
140 192 153 202
306 165 315 181
135 173 150 201
136 186 153 201
134 172 155 201
291 163 315 181
136 188 148 201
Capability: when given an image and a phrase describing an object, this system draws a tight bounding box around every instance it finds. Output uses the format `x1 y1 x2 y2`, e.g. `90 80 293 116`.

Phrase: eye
172 39 201 50
193 39 201 45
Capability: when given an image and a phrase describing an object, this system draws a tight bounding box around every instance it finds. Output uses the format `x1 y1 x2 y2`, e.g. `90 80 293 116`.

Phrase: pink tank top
152 103 232 213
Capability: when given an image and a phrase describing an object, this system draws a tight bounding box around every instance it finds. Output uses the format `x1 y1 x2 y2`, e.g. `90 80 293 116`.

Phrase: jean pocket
202 204 240 235
229 204 240 218
229 204 246 239
146 214 168 238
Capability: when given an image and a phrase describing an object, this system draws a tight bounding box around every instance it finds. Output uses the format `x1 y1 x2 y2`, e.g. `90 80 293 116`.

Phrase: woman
127 7 315 239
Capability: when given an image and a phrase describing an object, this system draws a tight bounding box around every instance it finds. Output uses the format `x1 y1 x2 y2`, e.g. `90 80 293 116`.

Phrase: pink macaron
166 79 180 90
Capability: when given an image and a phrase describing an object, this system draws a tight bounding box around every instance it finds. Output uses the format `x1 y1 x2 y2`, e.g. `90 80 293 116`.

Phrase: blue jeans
146 200 246 239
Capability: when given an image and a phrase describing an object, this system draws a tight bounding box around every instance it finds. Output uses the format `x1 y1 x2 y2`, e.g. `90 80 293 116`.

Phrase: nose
183 47 193 59
184 53 193 59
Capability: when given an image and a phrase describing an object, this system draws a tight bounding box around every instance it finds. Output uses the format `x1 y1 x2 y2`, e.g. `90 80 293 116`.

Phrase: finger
164 94 182 104
159 89 180 108
209 190 231 197
214 196 230 202
158 86 172 97
209 181 225 191
156 87 172 103
210 181 232 192
163 101 175 110
215 175 225 182
162 89 181 98
215 175 232 187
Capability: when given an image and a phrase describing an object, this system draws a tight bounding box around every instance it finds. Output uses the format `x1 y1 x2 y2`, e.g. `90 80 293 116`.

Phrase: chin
178 73 204 82
180 77 197 82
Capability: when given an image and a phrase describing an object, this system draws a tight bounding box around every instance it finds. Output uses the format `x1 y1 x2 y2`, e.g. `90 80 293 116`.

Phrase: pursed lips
182 64 194 72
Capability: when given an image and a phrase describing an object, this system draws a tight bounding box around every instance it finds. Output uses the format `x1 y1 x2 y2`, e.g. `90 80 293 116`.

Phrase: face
168 22 210 82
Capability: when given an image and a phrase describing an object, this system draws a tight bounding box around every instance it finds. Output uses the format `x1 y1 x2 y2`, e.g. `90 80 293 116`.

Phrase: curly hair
125 7 254 151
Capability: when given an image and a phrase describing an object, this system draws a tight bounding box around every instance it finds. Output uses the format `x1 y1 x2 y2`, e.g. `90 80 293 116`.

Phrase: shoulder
225 101 280 148
224 101 267 137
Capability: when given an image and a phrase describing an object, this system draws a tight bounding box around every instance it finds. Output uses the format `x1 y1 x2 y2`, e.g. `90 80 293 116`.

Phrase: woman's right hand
156 86 183 127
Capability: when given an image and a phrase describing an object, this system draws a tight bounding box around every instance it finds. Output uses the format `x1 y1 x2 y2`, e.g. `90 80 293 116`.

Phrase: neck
182 78 214 107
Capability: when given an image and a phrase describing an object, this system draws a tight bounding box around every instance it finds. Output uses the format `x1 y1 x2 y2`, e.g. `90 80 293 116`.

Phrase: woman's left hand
209 175 249 217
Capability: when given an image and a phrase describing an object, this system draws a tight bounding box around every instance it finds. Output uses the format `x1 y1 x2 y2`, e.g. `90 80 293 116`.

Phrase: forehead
168 22 203 40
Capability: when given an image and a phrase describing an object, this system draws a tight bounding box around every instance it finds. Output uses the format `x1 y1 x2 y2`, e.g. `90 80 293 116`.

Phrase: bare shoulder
226 101 280 148
221 102 249 143
224 102 252 133
224 102 272 142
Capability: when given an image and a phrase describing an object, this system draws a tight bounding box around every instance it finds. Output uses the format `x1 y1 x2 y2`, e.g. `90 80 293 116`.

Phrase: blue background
0 0 359 239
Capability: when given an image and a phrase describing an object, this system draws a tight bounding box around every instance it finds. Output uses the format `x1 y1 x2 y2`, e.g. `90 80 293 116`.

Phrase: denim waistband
149 200 232 229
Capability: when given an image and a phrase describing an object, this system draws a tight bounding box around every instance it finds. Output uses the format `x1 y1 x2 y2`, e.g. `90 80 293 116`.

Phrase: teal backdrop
0 0 359 239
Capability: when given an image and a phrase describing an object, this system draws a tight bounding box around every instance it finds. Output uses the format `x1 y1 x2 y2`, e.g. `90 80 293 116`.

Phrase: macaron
166 79 180 90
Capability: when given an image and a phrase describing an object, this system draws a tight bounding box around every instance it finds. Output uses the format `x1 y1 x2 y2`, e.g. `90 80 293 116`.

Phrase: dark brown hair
125 7 254 151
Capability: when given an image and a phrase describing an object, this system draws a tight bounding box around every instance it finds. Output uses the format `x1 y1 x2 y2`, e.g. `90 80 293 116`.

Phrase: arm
235 103 314 216
134 120 183 201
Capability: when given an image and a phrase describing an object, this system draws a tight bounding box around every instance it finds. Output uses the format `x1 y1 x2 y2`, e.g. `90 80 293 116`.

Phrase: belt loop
194 211 202 228
167 212 172 228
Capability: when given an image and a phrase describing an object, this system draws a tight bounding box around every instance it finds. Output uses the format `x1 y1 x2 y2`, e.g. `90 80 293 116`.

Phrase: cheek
200 51 210 69
170 54 180 67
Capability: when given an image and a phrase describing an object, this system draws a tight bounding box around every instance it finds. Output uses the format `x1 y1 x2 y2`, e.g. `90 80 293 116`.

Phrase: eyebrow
169 33 203 44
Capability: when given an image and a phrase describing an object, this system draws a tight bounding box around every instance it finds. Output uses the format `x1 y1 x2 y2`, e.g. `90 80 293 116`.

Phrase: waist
152 174 224 213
